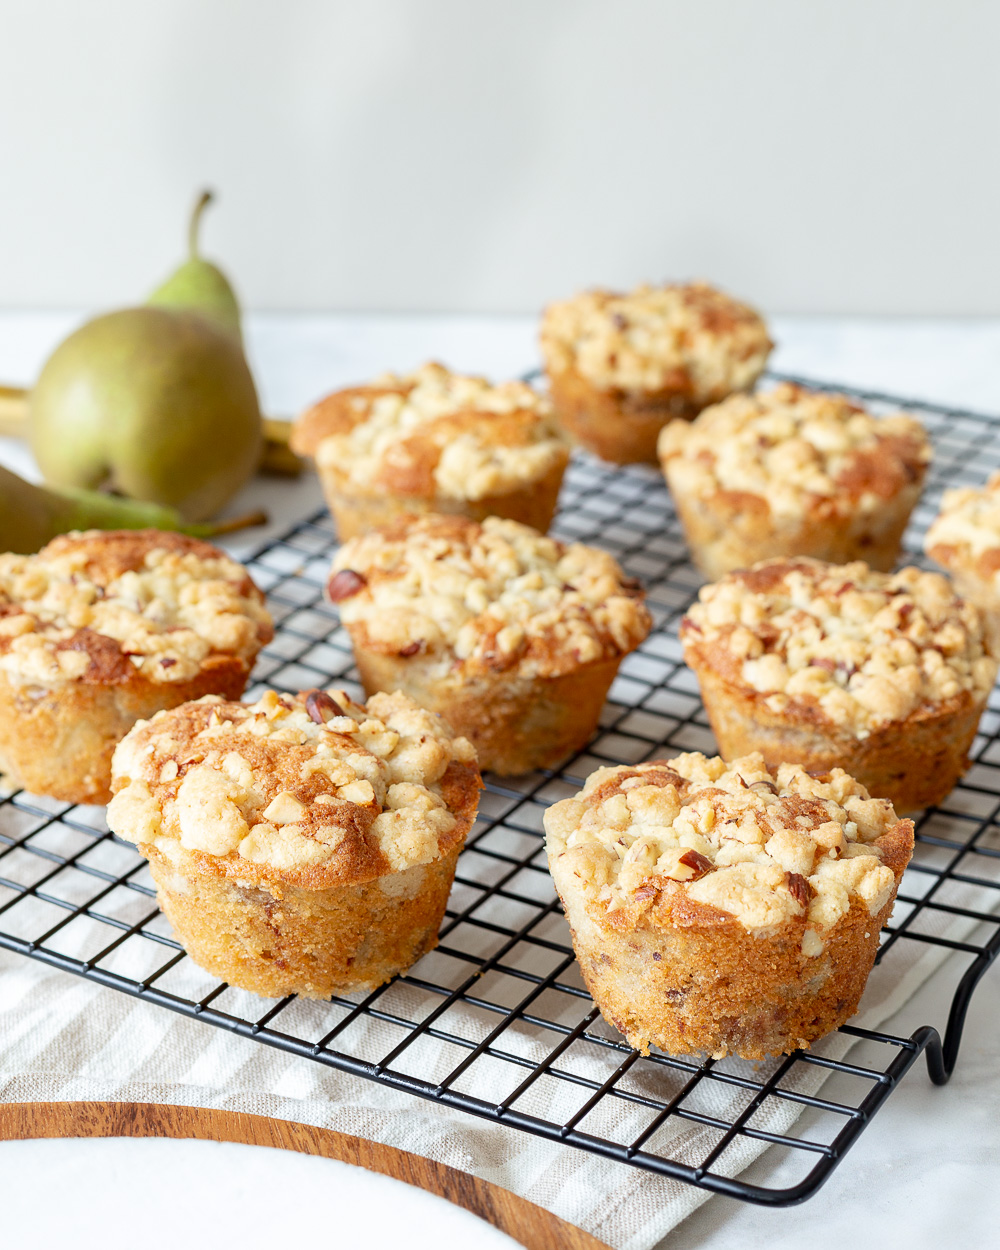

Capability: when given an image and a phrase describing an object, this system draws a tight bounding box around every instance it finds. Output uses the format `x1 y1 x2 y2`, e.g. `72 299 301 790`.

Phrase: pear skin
29 307 262 522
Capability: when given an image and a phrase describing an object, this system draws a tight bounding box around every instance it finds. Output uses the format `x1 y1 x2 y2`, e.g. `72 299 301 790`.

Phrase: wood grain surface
0 1101 610 1250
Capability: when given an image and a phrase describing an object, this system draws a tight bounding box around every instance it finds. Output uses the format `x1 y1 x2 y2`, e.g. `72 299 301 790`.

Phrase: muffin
925 473 1000 652
328 514 652 775
106 687 481 998
681 558 997 812
544 752 914 1059
658 383 932 580
290 361 570 540
0 530 272 805
539 281 772 464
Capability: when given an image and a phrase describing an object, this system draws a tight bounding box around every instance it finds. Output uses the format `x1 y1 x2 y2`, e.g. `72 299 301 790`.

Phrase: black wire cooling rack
3 372 1000 1208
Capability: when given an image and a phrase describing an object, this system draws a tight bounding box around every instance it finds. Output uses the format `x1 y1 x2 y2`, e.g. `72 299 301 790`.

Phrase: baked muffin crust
0 529 272 687
682 558 996 736
329 514 651 678
545 752 909 951
108 687 480 887
540 281 772 402
291 361 568 503
926 473 1000 570
659 383 931 522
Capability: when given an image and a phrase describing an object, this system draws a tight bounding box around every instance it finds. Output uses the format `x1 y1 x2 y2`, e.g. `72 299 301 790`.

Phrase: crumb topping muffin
0 529 272 687
925 475 1000 652
108 687 479 884
329 513 651 678
545 753 904 947
544 752 913 1058
682 558 996 736
540 282 772 402
292 361 568 503
925 474 1000 566
659 383 931 522
658 384 931 578
328 514 652 774
107 686 481 998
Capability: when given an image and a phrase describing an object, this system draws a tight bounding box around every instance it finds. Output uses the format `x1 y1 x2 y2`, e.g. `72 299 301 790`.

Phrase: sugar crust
290 361 568 501
658 383 931 519
682 558 996 735
543 752 912 950
926 472 1000 574
329 513 652 679
539 281 772 398
0 530 272 687
107 687 480 884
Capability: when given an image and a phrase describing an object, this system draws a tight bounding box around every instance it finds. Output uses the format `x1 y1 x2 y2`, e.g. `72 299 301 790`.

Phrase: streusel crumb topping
682 558 996 734
925 474 1000 573
328 514 652 678
659 384 931 520
544 752 911 947
107 688 479 882
539 281 772 398
0 530 272 687
291 361 568 501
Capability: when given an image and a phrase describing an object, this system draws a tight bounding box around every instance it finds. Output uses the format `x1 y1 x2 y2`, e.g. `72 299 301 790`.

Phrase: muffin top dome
107 687 480 887
925 472 1000 577
543 751 913 949
539 281 772 400
290 361 568 501
328 513 652 679
681 557 997 733
0 530 272 687
659 383 931 520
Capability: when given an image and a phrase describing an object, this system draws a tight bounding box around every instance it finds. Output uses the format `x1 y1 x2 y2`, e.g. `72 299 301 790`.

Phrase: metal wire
2 370 999 1206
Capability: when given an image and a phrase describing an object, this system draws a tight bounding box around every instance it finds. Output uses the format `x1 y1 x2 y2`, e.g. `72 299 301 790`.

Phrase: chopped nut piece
305 689 343 724
327 569 367 602
678 849 714 880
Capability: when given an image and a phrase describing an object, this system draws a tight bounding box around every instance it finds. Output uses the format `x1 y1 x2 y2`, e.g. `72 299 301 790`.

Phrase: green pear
0 463 266 554
147 190 242 342
28 306 262 522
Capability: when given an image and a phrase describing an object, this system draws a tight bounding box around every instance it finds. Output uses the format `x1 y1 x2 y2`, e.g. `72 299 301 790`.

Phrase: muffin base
689 663 984 813
319 458 567 541
351 648 622 775
553 861 906 1060
548 366 704 465
667 481 922 581
145 844 462 999
0 661 251 807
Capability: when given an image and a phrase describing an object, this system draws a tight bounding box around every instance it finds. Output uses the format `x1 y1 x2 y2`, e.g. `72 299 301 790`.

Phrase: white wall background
2 0 998 316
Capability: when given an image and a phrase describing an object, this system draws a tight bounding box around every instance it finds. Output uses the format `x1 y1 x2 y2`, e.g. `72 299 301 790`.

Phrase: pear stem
187 508 269 538
188 189 214 260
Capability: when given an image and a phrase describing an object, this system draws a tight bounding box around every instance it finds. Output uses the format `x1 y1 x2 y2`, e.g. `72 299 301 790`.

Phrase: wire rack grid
2 372 1000 1207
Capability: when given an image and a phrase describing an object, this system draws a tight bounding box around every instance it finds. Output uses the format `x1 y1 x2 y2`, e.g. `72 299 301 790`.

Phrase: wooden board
0 1101 610 1250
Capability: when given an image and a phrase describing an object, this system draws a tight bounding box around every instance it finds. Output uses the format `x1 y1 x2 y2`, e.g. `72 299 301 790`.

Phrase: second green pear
148 190 243 342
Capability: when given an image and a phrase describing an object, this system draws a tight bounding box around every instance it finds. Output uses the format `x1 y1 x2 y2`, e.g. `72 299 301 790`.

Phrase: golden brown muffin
681 558 997 812
658 383 932 580
925 473 1000 653
544 752 913 1060
0 530 272 805
539 281 772 464
290 361 570 540
107 687 481 998
328 514 652 775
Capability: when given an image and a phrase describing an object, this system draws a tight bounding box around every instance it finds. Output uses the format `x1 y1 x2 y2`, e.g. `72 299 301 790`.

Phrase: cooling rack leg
911 1026 947 1086
931 937 1000 1083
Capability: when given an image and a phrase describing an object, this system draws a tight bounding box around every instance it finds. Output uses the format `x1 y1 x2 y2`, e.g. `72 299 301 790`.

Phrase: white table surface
1 311 999 1250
